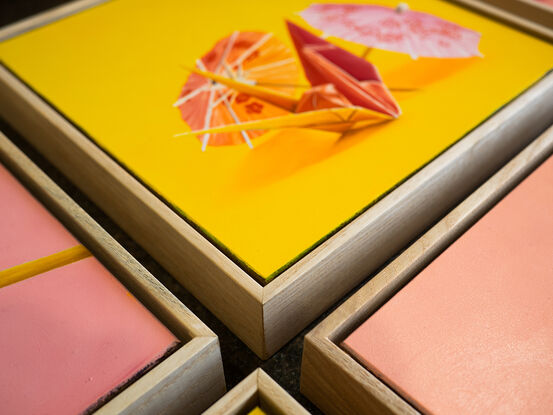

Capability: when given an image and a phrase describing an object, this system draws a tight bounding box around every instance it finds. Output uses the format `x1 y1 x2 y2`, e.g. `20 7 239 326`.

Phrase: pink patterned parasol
299 3 482 59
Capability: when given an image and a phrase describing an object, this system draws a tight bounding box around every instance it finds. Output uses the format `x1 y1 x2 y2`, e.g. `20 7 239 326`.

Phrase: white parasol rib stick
230 32 273 68
198 58 217 151
216 30 239 74
172 84 210 107
223 97 253 149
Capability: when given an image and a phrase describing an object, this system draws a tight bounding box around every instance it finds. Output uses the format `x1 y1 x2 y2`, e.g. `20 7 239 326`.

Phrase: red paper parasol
299 3 482 59
175 31 299 150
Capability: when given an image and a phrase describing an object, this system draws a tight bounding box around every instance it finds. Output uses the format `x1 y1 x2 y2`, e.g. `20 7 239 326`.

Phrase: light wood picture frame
450 0 553 41
300 125 553 415
1 0 553 359
204 369 309 415
0 131 226 415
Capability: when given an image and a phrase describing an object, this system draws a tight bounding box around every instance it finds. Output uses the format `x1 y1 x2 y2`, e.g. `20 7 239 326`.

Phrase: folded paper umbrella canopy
174 31 300 150
299 2 482 59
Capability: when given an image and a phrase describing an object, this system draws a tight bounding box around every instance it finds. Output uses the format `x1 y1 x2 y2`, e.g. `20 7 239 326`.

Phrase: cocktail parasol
175 31 299 150
299 3 482 59
175 22 401 148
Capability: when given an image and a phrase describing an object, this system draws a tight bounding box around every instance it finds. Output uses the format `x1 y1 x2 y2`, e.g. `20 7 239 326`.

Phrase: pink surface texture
344 156 553 414
0 257 178 415
0 164 79 269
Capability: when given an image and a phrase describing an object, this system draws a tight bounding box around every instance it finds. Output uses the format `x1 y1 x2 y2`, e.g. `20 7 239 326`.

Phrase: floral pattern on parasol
299 3 482 59
175 31 299 150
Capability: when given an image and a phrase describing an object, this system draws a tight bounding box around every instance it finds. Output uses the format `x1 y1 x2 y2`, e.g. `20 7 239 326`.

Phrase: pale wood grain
204 369 309 415
99 337 223 415
0 0 110 42
300 126 553 415
257 370 311 415
451 0 553 41
0 132 226 414
203 370 259 415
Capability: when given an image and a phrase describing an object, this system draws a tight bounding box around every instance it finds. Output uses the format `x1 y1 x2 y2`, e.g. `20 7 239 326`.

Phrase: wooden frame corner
300 126 553 415
0 131 226 415
205 369 309 415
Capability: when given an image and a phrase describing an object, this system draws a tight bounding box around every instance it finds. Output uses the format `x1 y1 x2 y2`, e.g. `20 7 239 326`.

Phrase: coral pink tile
344 156 553 414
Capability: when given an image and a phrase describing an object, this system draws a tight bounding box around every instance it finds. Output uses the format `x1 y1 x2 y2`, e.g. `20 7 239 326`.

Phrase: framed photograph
0 131 225 415
1 0 552 358
301 125 553 414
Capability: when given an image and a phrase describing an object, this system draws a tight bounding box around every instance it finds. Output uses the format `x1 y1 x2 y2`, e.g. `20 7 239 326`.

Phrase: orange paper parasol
175 31 300 150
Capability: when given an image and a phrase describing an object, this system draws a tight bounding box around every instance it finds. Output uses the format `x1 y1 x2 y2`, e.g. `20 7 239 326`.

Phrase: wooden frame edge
262 72 553 357
0 0 109 42
203 369 259 415
300 125 553 415
450 0 553 42
256 370 311 415
0 62 267 355
99 336 224 415
204 368 309 415
0 129 208 340
0 131 226 414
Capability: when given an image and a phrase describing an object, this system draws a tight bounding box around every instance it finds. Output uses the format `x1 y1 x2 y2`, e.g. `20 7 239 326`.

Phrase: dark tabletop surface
0 2 414 413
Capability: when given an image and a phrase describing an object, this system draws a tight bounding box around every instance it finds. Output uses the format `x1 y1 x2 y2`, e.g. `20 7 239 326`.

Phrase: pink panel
0 257 179 415
0 164 78 269
344 156 553 414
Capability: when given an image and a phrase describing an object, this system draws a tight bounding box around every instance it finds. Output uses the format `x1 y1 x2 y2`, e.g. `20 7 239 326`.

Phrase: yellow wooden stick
0 245 91 289
175 106 390 136
189 67 299 112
